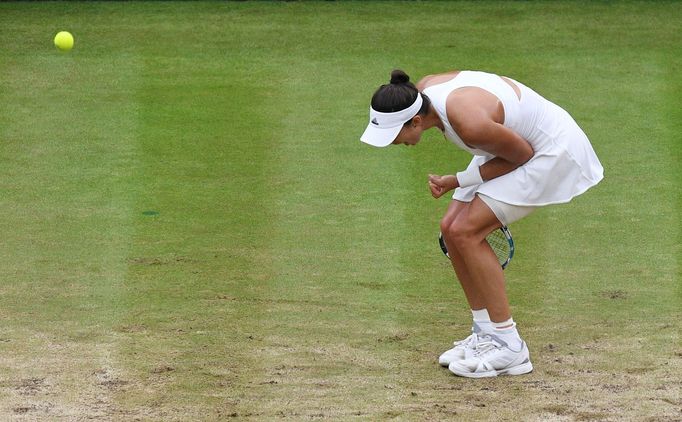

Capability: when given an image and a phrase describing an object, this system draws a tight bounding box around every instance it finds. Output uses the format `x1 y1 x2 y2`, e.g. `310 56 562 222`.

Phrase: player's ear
411 115 422 127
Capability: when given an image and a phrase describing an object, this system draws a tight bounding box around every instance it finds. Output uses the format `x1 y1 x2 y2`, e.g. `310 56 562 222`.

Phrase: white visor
360 93 423 147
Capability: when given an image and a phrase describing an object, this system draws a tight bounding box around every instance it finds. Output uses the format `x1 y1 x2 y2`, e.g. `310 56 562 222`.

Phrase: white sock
492 318 523 350
471 309 493 335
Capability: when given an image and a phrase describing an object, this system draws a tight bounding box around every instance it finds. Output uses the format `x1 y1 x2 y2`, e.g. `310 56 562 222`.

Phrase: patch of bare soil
0 332 171 421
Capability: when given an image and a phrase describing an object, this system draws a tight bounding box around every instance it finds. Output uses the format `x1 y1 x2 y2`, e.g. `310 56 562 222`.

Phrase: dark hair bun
390 69 410 85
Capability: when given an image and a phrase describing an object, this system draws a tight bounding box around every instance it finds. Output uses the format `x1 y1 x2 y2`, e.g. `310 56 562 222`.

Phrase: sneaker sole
449 361 533 378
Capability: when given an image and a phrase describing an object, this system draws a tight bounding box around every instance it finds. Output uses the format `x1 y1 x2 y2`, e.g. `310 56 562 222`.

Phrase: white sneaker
438 328 488 367
448 335 533 378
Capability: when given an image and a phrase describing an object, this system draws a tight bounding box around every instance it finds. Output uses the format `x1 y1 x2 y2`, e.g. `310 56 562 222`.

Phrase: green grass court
0 1 680 420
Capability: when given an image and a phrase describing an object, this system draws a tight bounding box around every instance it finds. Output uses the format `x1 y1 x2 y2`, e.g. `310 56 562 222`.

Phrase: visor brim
360 124 402 147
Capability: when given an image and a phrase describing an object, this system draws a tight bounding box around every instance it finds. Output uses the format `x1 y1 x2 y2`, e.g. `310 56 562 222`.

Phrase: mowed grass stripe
103 6 290 417
662 50 682 305
0 6 143 416
518 51 679 319
662 43 682 262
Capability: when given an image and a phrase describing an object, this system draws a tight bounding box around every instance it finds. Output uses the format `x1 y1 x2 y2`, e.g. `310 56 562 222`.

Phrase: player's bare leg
438 200 494 366
442 196 532 377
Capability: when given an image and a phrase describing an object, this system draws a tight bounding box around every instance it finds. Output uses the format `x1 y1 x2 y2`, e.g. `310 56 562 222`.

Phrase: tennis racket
438 226 515 269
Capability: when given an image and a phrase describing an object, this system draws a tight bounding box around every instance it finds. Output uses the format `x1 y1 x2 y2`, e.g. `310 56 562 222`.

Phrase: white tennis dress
423 71 604 206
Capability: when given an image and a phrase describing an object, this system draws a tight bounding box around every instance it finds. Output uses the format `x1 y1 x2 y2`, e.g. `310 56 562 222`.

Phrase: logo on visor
371 118 379 126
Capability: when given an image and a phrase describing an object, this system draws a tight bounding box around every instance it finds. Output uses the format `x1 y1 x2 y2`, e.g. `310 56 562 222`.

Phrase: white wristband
456 166 484 188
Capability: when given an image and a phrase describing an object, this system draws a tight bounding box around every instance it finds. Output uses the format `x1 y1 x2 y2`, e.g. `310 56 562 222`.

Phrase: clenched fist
428 174 458 198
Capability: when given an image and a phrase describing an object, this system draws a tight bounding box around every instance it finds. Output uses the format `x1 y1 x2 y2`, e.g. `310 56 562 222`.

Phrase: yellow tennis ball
54 31 74 51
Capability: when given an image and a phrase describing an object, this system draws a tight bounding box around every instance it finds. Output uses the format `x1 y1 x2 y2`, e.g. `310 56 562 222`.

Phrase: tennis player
360 69 603 378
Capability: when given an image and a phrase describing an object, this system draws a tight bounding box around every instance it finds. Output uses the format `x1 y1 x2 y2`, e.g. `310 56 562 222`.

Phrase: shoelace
473 339 501 357
455 333 478 348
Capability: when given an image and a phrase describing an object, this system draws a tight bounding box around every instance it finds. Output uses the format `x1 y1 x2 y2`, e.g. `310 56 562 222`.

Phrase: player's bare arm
428 89 535 198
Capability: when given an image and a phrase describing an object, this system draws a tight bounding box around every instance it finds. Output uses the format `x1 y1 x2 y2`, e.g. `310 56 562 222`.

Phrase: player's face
392 118 423 146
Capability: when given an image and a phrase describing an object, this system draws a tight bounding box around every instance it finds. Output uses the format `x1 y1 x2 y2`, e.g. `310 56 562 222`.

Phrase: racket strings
486 231 510 265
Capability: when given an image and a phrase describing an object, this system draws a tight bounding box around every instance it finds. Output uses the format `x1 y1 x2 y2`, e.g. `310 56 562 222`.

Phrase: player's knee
444 219 477 249
440 217 454 239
